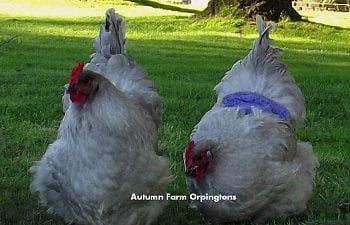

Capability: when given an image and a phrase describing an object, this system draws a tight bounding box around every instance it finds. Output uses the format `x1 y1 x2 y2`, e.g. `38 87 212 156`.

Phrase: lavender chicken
184 15 319 224
30 9 170 225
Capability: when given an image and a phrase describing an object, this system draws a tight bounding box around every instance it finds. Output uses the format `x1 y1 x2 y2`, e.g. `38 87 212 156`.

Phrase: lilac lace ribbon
222 92 290 120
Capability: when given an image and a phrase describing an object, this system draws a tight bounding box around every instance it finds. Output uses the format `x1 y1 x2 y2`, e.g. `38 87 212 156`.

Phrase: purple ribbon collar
222 92 290 120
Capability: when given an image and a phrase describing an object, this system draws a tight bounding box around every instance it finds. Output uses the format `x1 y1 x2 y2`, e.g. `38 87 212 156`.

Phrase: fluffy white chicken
183 15 319 224
30 9 170 225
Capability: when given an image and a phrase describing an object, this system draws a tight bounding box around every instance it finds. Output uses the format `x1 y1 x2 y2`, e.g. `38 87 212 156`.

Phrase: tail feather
93 8 126 58
214 15 305 126
106 8 126 55
256 15 273 47
63 9 161 128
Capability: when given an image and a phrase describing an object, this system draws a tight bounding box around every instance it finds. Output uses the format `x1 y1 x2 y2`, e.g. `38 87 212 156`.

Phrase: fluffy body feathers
31 9 170 225
184 15 318 223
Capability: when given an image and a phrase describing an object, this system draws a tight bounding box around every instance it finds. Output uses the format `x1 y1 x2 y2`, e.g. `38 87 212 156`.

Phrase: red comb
184 140 195 168
69 62 84 85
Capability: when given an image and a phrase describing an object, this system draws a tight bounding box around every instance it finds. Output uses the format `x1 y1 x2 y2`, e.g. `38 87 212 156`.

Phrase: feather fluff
185 15 319 224
62 8 161 127
32 9 170 225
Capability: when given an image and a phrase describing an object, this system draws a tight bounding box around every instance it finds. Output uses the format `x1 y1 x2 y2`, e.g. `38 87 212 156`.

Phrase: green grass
0 1 350 225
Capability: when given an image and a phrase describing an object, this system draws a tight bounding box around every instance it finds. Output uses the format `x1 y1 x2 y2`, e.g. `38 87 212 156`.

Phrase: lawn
0 0 349 225
298 10 350 29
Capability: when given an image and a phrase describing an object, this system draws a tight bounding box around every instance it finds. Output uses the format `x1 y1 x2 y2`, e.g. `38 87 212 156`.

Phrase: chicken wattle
62 8 161 128
30 9 170 225
183 15 319 224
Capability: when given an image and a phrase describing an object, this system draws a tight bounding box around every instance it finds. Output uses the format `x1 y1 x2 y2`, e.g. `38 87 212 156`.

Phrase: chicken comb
184 140 195 168
69 62 84 85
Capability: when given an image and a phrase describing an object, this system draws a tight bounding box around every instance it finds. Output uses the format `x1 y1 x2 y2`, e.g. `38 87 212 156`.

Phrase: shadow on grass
127 0 200 14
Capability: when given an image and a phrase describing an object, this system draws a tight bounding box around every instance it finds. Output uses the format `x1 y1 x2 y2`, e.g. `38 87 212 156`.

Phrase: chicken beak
185 165 198 176
67 84 76 93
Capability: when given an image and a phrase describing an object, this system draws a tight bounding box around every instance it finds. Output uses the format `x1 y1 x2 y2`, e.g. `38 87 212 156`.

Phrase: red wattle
70 91 86 104
195 167 205 179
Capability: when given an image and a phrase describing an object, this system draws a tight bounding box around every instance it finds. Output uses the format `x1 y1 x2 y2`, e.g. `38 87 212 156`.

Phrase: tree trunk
278 0 302 21
202 0 302 22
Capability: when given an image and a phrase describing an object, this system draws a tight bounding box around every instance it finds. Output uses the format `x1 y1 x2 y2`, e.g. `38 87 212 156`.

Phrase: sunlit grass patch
0 0 194 17
299 10 350 29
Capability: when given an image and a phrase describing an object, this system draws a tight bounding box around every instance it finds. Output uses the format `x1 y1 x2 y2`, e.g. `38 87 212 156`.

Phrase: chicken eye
194 155 202 161
82 79 91 85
